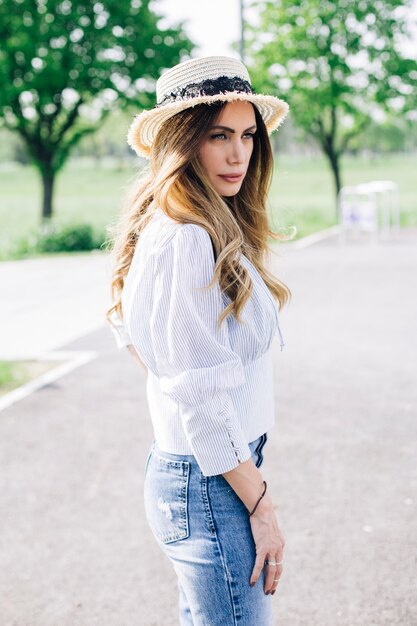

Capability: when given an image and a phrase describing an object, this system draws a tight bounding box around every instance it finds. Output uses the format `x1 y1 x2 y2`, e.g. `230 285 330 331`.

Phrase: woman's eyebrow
209 124 257 133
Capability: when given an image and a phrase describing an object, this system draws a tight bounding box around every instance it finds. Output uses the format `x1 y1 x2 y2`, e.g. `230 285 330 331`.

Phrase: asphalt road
1 230 416 626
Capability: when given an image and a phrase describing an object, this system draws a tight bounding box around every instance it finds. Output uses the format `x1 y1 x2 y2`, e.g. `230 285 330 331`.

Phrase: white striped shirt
109 207 285 476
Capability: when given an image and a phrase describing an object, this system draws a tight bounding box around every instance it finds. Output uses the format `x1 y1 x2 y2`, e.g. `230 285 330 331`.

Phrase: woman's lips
219 174 243 183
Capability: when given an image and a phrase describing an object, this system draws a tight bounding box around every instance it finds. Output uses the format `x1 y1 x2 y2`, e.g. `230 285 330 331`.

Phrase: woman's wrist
248 480 267 516
250 492 274 518
222 458 271 514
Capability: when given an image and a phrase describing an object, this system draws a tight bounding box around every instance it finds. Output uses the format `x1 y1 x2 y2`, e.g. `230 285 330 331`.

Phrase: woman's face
198 100 257 197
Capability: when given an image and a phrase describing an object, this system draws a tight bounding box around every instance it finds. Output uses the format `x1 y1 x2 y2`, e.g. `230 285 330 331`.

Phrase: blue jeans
143 433 271 625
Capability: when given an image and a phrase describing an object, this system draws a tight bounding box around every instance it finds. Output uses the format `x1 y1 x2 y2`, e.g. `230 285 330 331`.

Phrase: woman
107 55 291 625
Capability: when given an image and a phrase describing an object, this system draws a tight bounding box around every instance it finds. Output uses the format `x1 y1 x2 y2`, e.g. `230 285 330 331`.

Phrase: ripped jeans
143 433 271 625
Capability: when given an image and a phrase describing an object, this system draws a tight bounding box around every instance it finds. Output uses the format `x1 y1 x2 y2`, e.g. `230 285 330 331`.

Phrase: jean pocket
143 451 190 544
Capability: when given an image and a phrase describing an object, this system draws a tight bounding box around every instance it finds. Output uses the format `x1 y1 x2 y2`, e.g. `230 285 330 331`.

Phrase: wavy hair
105 101 291 329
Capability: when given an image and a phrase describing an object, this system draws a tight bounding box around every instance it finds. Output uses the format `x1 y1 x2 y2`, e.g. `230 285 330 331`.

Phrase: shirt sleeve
107 309 132 349
150 224 251 476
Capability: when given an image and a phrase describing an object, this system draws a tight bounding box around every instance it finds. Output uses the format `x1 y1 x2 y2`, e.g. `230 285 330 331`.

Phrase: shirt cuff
107 311 132 349
180 391 252 476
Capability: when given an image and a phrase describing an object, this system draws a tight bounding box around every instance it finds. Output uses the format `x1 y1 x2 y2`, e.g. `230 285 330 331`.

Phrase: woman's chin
217 183 243 197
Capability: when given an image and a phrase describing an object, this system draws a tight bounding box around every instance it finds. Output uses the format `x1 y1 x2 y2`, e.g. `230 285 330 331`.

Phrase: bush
13 221 106 257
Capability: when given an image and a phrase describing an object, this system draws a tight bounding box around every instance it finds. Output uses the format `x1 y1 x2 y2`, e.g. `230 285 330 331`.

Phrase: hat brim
127 92 289 159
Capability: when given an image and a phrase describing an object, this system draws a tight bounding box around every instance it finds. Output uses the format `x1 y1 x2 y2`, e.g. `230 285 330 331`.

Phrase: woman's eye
209 131 256 141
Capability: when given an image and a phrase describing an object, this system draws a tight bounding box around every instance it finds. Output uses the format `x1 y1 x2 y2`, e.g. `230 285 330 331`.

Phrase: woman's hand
249 494 285 595
222 458 285 595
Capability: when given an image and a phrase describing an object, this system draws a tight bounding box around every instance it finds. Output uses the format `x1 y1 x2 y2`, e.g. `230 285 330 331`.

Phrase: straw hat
127 55 289 158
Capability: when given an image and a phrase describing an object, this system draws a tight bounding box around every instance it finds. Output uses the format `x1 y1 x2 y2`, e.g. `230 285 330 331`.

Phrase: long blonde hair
106 102 291 328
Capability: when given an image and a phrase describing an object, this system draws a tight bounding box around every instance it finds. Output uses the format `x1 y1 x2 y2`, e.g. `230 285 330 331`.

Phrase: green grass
0 152 415 258
0 360 61 396
270 152 416 239
0 158 136 258
0 361 15 388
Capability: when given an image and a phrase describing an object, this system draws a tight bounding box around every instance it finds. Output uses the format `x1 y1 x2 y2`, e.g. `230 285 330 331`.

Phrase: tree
246 0 417 203
0 0 193 219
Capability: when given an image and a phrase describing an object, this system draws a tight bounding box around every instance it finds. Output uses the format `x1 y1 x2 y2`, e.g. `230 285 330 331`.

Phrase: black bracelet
249 480 267 517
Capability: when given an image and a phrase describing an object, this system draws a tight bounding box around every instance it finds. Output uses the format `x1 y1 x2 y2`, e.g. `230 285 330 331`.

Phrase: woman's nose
228 139 245 164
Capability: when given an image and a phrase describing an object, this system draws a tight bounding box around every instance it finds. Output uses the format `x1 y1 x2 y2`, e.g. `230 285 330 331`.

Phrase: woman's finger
250 551 267 587
263 556 279 593
270 556 284 595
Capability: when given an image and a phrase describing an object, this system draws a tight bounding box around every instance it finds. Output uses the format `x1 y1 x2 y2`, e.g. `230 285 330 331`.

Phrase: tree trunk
316 116 343 219
323 146 342 219
41 167 55 220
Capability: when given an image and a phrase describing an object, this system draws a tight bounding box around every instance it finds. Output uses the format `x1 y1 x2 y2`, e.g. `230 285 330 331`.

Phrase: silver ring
266 560 277 566
274 578 280 582
276 560 283 566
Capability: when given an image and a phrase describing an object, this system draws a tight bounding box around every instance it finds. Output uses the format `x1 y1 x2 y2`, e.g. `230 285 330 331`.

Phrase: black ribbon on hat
157 75 254 107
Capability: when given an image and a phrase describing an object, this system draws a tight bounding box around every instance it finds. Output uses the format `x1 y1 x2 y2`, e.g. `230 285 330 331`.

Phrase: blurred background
0 0 416 259
0 2 416 624
2 0 416 390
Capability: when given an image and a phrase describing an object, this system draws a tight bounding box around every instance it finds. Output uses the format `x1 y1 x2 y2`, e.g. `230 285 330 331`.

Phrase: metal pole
240 0 245 63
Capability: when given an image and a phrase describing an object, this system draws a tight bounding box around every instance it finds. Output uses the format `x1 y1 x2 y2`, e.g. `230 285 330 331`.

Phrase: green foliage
0 0 193 216
13 220 105 256
247 0 417 197
349 118 417 153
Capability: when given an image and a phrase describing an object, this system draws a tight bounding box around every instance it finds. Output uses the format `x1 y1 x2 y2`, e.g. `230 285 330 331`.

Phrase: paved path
0 231 416 625
0 251 112 360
